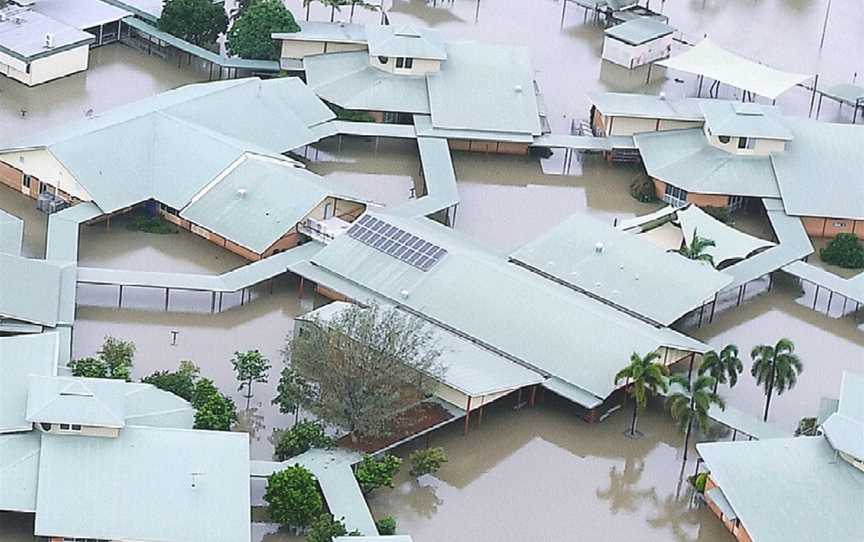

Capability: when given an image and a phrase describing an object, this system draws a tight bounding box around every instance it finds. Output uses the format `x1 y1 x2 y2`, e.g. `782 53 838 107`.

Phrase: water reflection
596 457 656 515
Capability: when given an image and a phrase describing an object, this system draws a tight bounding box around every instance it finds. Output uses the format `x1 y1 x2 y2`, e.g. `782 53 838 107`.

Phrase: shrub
408 447 448 477
795 417 819 437
127 215 177 234
275 421 334 460
306 514 349 542
142 360 200 401
820 233 864 269
375 516 397 536
354 454 402 494
158 0 228 47
265 466 322 529
689 472 708 493
629 176 657 203
191 378 238 431
68 336 135 380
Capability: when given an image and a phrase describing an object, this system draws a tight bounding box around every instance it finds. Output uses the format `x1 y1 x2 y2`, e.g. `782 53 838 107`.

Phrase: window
59 423 70 430
729 196 745 211
22 174 31 189
663 184 688 207
71 424 82 431
405 57 413 69
396 57 404 68
378 56 389 65
737 137 755 150
39 181 49 194
718 135 731 144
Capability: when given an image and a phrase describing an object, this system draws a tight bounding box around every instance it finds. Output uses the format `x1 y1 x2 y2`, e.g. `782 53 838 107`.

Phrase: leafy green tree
158 0 228 47
274 421 334 460
614 351 669 437
288 303 444 439
677 229 716 267
191 378 238 431
375 516 396 535
142 360 200 401
306 513 361 542
227 0 299 60
820 233 864 269
698 344 743 394
666 374 725 461
354 454 402 494
265 465 323 529
409 447 447 477
68 336 135 380
751 338 803 422
272 365 314 425
231 350 271 409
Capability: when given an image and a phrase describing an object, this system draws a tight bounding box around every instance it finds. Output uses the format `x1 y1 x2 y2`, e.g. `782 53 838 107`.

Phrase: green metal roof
0 9 93 63
634 128 781 198
706 403 787 440
821 83 864 105
700 101 793 141
427 42 541 136
588 92 707 121
180 154 365 254
299 301 544 397
510 213 731 326
704 487 737 520
0 431 41 513
273 21 367 43
387 136 459 219
0 333 59 433
8 78 332 214
822 371 864 461
0 254 71 327
604 17 674 46
697 437 864 542
45 202 102 262
676 205 774 266
414 114 534 144
771 118 864 220
122 384 195 428
309 212 709 407
366 25 447 61
34 426 251 542
304 51 431 114
0 209 23 256
33 0 129 29
26 375 127 429
99 0 162 21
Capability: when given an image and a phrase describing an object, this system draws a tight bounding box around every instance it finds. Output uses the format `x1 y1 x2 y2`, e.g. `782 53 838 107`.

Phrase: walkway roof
299 301 544 397
821 83 864 106
821 371 864 462
428 42 542 137
0 253 74 327
180 154 366 254
99 0 163 21
304 50 431 114
634 128 781 198
366 25 447 60
0 9 93 63
697 437 864 542
676 205 774 266
0 209 23 255
273 21 367 43
35 426 251 542
0 333 59 433
700 101 793 141
707 403 787 440
771 118 864 220
309 212 709 407
657 39 811 100
604 17 674 46
0 431 41 512
510 213 731 326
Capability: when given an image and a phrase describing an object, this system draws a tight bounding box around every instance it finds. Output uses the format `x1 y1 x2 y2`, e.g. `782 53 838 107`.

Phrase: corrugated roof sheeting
657 39 811 100
0 254 70 327
26 375 127 429
510 213 731 326
0 333 59 433
697 437 864 542
821 371 864 461
366 25 447 60
45 202 104 263
588 92 707 121
0 209 23 255
699 101 793 140
0 431 42 513
273 21 367 44
604 18 675 46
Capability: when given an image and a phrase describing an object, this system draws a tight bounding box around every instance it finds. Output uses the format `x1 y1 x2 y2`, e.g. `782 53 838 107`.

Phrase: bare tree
287 303 445 439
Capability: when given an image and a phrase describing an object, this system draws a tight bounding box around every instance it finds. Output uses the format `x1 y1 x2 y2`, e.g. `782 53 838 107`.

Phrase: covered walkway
782 260 864 317
76 242 323 312
707 403 787 441
387 136 459 222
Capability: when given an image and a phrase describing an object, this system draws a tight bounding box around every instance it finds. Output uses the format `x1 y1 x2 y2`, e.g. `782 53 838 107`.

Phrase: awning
657 39 811 100
676 205 774 267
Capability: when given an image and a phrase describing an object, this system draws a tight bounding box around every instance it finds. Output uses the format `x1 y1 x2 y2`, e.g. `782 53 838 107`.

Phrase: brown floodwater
0 186 47 258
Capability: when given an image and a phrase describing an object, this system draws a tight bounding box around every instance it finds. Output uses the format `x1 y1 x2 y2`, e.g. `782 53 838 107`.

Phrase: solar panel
346 216 448 272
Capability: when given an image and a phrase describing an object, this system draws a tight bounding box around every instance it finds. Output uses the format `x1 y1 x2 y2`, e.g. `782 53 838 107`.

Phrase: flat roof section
0 253 69 327
510 213 731 326
0 333 59 433
0 9 93 63
427 42 542 137
33 0 129 29
273 21 367 44
604 17 674 46
588 92 707 121
366 24 447 60
700 101 793 141
0 431 42 513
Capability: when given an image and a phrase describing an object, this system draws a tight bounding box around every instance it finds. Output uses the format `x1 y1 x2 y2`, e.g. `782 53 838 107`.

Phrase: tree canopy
158 0 228 47
286 303 444 438
231 350 271 409
751 338 803 422
265 465 323 528
274 420 334 460
142 360 200 401
820 232 864 269
666 373 724 460
191 378 238 431
227 0 300 60
272 365 314 422
615 351 668 437
698 344 742 394
68 336 135 381
354 454 402 494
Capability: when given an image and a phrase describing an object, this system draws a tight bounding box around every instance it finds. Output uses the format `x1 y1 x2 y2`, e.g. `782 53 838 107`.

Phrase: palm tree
666 374 725 461
677 229 716 267
698 345 743 394
615 351 669 437
303 0 377 22
751 338 803 422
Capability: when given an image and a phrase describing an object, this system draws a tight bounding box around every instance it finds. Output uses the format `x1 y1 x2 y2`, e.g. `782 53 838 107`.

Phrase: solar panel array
347 215 448 272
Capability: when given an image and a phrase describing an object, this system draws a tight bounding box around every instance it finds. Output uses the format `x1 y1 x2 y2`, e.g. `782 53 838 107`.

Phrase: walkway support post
118 285 123 308
463 396 472 436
